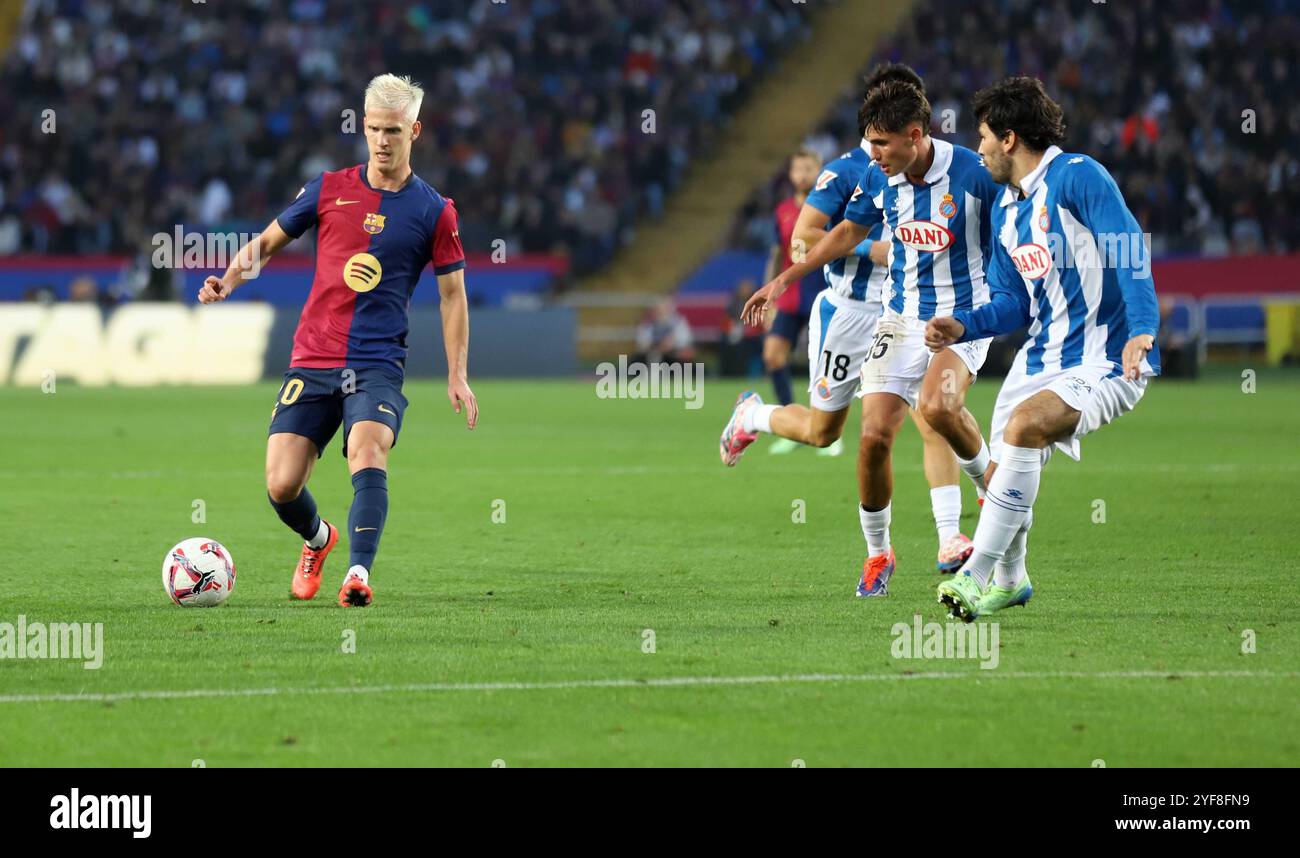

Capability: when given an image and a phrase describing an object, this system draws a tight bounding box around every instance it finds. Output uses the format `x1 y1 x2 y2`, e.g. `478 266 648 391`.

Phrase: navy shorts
268 367 408 458
768 307 811 343
767 273 820 344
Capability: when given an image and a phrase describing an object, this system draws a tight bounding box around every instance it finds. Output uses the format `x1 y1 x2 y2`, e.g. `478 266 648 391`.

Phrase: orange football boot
290 521 338 600
338 571 373 607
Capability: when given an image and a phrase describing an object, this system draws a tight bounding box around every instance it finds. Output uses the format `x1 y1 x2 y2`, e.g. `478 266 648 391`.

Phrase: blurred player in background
742 80 1001 598
721 64 975 583
198 74 478 607
761 148 824 455
928 77 1159 621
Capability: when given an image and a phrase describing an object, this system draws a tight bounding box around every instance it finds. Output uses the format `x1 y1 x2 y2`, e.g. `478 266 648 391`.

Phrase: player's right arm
790 204 831 261
197 220 293 303
743 175 883 326
791 205 887 268
199 173 323 303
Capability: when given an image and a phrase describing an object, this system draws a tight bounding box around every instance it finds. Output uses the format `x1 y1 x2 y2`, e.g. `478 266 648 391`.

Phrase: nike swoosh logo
336 198 360 206
354 527 377 532
378 404 396 415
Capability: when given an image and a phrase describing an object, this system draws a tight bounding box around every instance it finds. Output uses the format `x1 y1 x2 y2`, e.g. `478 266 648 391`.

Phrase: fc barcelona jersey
276 164 465 376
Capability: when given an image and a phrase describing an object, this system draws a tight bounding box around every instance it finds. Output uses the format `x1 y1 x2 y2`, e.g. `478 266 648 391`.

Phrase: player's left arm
432 200 477 429
1072 158 1159 379
925 240 1030 350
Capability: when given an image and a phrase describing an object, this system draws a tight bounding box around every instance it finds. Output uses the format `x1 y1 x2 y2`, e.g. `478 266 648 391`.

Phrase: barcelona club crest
362 212 386 235
938 193 958 219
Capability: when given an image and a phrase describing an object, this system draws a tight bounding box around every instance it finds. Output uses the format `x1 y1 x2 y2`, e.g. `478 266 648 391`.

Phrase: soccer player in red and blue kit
761 148 824 455
198 74 477 607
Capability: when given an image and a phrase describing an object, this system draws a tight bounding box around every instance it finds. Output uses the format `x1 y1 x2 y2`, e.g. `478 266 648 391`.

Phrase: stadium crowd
734 0 1300 259
0 0 811 272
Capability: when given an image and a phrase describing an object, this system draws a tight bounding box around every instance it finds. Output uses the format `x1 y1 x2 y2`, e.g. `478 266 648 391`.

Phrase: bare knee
918 394 959 432
266 472 304 504
859 425 894 459
1004 411 1050 448
347 441 388 473
808 425 838 448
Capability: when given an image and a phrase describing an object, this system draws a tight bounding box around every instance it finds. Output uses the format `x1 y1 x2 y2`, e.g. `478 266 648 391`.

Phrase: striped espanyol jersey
803 140 889 304
844 137 1001 320
951 146 1161 378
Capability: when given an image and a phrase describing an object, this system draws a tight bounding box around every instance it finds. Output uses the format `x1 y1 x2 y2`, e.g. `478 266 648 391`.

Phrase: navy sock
269 487 321 542
348 468 388 572
770 366 793 405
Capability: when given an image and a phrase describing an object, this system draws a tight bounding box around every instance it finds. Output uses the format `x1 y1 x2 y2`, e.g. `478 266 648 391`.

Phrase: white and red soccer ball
162 538 236 607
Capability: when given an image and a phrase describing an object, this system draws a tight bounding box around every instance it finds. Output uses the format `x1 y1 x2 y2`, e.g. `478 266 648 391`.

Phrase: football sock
746 404 779 434
345 564 370 585
269 487 321 544
348 468 388 572
957 439 991 491
306 518 330 550
993 511 1032 589
963 445 1041 588
770 366 793 405
930 485 962 544
860 502 891 558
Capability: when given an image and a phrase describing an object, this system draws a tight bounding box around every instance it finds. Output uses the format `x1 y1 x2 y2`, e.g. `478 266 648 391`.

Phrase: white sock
346 564 369 585
962 444 1041 588
745 404 779 434
859 502 891 557
993 511 1032 589
930 485 962 544
306 519 330 550
957 439 991 492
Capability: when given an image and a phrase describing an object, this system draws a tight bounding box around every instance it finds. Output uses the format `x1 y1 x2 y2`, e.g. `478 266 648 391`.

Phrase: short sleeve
275 174 324 239
843 172 884 230
431 198 466 275
805 163 854 218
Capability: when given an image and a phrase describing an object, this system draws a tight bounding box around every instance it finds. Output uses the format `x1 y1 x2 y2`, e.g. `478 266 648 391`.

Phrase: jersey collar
1000 145 1063 207
358 163 417 195
887 136 953 187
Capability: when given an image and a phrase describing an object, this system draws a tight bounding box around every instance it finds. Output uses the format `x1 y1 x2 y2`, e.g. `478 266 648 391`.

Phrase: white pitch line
0 669 1292 705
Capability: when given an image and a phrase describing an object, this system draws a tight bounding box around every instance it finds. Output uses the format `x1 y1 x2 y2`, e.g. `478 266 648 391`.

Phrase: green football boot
973 575 1033 618
937 573 983 623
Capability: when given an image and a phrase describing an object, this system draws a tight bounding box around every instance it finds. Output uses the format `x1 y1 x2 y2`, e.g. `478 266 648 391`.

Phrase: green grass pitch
0 367 1297 767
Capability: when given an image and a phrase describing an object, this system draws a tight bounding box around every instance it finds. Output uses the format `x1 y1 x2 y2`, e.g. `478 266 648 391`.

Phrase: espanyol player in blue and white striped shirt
927 76 1160 622
741 80 1000 598
720 64 984 585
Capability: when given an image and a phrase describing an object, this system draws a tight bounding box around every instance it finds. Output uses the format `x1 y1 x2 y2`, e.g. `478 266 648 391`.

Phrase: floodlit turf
0 367 1297 767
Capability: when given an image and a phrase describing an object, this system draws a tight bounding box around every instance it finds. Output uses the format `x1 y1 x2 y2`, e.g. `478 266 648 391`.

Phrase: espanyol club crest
815 377 832 400
362 212 386 235
1038 205 1050 232
938 193 957 219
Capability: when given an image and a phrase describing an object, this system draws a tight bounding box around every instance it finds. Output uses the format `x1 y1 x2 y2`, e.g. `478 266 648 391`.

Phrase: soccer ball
162 538 236 607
